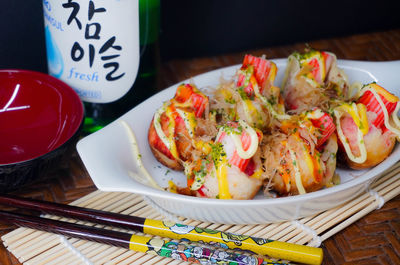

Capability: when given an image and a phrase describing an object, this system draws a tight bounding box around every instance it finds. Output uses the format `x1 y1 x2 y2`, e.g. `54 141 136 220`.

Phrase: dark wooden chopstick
0 193 145 231
0 194 322 265
0 210 131 248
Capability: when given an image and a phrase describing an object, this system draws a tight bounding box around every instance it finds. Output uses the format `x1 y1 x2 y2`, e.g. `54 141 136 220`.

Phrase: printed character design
192 245 213 260
194 227 221 235
193 246 204 259
159 241 179 259
221 232 250 246
251 237 272 245
199 260 213 265
202 240 229 250
146 238 169 257
211 250 229 263
163 221 196 234
173 242 193 261
235 255 264 265
146 237 197 262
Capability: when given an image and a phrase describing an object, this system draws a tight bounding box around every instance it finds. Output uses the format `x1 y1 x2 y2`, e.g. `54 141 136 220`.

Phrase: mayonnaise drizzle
120 120 162 190
392 103 400 130
175 108 196 138
153 103 179 160
288 147 306 195
229 120 259 159
154 105 171 149
306 108 324 120
334 108 367 163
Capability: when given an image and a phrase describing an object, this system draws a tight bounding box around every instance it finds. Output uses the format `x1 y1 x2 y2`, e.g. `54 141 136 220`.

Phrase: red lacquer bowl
0 70 84 191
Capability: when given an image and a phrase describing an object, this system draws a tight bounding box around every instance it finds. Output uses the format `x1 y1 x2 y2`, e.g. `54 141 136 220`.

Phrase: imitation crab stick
307 109 336 148
174 83 208 118
357 83 399 129
239 54 277 92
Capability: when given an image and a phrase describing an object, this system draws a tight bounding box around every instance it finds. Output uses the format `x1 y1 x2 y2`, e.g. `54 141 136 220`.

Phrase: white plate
77 59 400 224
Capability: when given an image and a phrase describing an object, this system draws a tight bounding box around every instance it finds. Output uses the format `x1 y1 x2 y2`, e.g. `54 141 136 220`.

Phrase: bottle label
43 0 140 103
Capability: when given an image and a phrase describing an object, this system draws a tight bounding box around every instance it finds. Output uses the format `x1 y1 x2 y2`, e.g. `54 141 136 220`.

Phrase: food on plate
334 83 400 169
211 54 288 131
148 84 217 170
147 50 399 199
262 109 338 195
183 120 264 199
282 49 349 113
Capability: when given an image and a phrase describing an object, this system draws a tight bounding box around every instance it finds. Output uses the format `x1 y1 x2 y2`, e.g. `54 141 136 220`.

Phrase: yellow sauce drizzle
299 51 326 86
250 169 263 179
337 103 369 135
216 157 231 199
367 83 399 102
242 99 257 126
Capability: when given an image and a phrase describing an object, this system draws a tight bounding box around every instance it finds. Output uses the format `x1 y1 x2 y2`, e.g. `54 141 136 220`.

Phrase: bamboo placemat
2 161 400 265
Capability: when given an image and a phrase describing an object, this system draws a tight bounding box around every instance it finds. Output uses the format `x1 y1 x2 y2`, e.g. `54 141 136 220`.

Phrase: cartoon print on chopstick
0 194 323 265
136 236 280 265
140 219 322 265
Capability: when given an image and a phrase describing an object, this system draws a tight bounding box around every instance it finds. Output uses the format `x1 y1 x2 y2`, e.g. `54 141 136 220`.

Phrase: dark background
0 0 399 73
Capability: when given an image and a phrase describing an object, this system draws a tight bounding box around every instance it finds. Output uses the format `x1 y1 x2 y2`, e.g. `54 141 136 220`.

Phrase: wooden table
1 29 400 265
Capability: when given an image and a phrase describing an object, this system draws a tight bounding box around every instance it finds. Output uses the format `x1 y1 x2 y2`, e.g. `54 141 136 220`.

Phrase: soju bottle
43 0 160 134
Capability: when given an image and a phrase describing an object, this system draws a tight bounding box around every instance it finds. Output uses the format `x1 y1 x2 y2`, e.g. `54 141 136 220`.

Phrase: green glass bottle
83 0 160 134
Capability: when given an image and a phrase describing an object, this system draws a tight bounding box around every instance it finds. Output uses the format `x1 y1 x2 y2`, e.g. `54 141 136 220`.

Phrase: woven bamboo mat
1 161 400 265
1 28 400 264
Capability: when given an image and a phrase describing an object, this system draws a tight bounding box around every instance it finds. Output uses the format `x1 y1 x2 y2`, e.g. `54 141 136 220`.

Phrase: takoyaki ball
187 121 264 200
148 83 214 171
212 84 272 130
340 119 395 169
334 83 399 169
262 112 338 196
192 152 263 200
263 131 337 196
211 55 286 130
282 49 349 113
